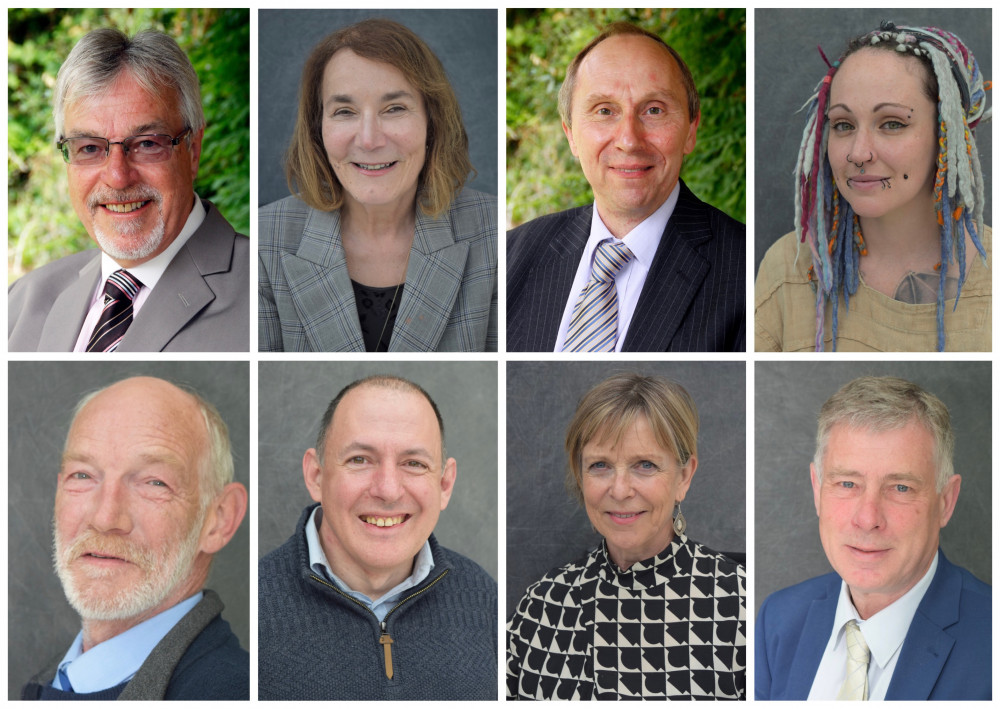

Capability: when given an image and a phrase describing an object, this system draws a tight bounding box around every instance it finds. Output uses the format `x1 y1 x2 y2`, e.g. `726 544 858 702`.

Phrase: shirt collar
99 193 205 291
54 592 203 694
833 551 939 668
305 505 434 603
586 181 680 269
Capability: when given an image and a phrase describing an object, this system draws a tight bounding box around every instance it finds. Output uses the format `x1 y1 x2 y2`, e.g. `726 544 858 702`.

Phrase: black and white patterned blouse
506 535 745 700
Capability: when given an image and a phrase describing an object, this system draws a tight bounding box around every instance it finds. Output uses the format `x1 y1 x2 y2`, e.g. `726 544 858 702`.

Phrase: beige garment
754 227 991 352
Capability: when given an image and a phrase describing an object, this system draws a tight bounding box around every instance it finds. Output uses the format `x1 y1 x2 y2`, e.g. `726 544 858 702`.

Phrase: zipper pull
379 621 394 679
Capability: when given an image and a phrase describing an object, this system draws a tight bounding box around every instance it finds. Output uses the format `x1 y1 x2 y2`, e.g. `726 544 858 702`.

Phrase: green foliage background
8 8 250 282
506 8 745 228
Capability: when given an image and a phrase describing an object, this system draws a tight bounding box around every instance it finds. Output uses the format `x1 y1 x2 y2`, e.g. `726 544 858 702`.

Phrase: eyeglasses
57 127 192 166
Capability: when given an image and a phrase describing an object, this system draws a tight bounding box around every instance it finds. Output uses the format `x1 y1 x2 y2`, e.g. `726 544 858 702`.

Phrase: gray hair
53 28 205 140
68 380 233 510
814 376 955 491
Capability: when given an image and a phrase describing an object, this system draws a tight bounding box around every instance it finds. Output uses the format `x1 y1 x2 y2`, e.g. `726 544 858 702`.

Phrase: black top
352 280 404 352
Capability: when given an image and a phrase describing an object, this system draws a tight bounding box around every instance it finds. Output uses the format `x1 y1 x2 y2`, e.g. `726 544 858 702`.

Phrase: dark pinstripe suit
507 181 745 352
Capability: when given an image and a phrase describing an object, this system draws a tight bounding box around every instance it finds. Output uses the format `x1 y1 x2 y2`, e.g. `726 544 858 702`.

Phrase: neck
342 195 417 243
595 203 655 240
857 198 939 262
848 554 935 620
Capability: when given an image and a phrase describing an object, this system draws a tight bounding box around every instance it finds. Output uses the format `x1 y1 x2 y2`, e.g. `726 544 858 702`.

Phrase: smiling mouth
103 201 150 213
353 161 397 171
361 514 409 527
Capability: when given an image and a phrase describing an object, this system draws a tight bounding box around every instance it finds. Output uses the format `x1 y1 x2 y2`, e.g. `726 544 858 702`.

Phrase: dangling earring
672 502 686 535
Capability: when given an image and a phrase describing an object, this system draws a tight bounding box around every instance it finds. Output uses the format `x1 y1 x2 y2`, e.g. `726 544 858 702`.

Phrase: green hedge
8 8 249 282
506 8 745 228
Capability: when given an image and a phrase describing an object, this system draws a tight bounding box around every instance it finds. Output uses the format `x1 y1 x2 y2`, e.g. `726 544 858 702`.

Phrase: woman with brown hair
259 18 496 352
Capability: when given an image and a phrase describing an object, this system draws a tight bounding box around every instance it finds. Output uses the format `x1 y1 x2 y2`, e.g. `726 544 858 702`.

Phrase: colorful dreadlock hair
793 21 990 351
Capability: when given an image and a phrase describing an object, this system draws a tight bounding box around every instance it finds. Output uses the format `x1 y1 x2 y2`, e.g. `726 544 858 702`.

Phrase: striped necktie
87 269 143 352
836 619 870 700
562 240 633 352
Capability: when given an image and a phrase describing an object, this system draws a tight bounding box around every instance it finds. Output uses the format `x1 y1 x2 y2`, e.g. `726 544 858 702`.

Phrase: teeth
356 162 394 170
363 515 405 527
611 513 638 519
105 201 146 213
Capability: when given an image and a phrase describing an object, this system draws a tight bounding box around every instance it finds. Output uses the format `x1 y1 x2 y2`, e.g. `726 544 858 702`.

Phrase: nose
614 113 644 152
847 129 877 168
357 113 387 152
99 142 140 189
608 468 635 500
90 480 133 534
852 488 885 531
369 463 404 502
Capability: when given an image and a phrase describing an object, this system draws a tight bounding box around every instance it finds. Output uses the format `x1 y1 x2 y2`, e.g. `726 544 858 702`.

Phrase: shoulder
167 614 249 699
509 204 590 243
938 553 991 614
677 185 746 239
10 250 98 294
758 572 839 627
756 231 812 288
258 194 318 254
433 542 498 594
441 187 497 249
512 546 599 614
687 539 746 593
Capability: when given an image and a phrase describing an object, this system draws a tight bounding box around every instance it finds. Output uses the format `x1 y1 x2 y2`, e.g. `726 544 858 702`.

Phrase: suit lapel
389 208 467 352
280 207 365 352
37 255 100 351
785 579 838 699
623 184 712 351
886 551 958 700
120 203 231 352
529 207 591 350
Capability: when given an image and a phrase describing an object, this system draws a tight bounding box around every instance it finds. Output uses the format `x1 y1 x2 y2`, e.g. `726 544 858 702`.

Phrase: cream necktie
836 619 870 700
562 239 633 352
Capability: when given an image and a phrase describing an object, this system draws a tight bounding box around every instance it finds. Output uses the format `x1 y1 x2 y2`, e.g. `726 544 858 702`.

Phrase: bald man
22 377 249 700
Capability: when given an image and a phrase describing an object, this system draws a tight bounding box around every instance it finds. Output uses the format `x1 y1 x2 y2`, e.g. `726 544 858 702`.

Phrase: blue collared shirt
305 505 434 622
52 592 203 693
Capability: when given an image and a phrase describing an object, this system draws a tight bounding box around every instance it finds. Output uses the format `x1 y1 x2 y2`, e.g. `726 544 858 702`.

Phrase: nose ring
847 152 873 174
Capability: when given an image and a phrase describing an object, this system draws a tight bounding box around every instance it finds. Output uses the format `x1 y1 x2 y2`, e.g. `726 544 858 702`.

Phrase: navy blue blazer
755 549 991 700
506 181 745 352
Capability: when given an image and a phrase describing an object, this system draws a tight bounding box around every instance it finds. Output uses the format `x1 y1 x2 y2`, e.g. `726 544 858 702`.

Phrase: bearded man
7 27 249 352
21 377 249 700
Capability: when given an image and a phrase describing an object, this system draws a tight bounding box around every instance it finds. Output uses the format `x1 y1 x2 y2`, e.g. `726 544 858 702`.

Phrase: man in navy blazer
507 22 744 352
756 377 991 700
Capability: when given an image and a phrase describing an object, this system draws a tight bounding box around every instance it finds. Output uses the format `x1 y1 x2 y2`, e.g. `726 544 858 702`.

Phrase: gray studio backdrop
754 8 992 273
755 361 991 617
7 361 250 700
258 9 498 207
257 361 498 580
506 361 746 619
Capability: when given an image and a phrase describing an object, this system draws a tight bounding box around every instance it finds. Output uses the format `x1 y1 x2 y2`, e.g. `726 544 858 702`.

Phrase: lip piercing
880 178 891 190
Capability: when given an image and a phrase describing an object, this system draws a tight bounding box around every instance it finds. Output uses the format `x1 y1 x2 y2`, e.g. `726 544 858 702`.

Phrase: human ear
199 482 248 554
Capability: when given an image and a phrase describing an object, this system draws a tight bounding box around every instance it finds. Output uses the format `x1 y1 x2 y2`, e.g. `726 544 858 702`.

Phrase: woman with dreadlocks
755 22 990 351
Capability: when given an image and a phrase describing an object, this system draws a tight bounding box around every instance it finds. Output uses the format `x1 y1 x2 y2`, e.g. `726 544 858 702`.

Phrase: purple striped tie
562 240 633 352
87 270 143 352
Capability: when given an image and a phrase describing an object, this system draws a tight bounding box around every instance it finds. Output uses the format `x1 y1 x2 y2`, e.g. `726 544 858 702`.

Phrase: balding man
507 22 744 352
258 375 497 700
22 377 249 700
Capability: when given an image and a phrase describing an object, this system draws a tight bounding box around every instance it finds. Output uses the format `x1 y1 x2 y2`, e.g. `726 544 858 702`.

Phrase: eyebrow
827 102 914 115
63 121 174 140
581 89 679 107
325 90 415 109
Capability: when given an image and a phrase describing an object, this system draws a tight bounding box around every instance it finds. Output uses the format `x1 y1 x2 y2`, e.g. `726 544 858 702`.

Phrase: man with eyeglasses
8 28 249 352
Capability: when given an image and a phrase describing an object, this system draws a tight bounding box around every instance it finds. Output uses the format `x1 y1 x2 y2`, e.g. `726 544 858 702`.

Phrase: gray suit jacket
8 200 249 352
258 188 497 352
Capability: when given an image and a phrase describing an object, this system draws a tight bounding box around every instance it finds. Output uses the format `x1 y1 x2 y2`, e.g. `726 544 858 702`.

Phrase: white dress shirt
554 183 680 352
73 195 205 351
808 553 938 700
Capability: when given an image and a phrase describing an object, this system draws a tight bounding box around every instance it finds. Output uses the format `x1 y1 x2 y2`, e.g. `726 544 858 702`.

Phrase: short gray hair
814 376 955 491
68 380 233 510
53 28 204 140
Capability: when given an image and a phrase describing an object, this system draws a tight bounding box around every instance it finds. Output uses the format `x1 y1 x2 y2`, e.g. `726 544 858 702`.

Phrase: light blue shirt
808 553 938 700
52 592 203 693
305 505 434 622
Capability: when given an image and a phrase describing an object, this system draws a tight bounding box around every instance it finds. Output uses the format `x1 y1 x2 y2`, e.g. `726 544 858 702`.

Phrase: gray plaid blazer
258 188 497 352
